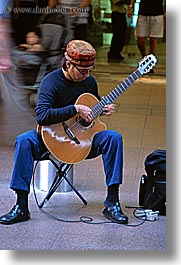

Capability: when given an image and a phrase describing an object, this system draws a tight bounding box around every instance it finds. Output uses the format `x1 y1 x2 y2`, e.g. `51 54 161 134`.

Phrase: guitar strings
67 82 130 134
65 86 129 134
67 98 108 134
65 70 140 135
66 100 106 134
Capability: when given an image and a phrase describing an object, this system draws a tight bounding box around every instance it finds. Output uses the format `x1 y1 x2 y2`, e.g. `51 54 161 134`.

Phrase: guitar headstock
138 54 157 75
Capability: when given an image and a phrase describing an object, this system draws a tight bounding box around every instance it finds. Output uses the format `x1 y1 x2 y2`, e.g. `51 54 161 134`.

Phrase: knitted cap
65 40 96 68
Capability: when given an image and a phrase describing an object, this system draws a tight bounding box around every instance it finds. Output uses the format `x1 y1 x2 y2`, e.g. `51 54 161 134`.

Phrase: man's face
66 61 94 82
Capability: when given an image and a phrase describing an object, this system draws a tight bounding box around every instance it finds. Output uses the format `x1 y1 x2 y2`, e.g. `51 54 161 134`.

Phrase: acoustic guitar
40 54 157 164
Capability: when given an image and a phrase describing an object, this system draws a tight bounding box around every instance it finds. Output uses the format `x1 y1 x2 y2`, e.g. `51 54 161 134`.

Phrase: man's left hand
102 104 116 116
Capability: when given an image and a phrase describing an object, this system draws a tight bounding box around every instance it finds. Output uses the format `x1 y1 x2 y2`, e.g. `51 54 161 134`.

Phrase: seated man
0 40 128 225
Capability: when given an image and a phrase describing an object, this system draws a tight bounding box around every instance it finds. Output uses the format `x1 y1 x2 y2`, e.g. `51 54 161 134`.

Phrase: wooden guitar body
41 93 106 164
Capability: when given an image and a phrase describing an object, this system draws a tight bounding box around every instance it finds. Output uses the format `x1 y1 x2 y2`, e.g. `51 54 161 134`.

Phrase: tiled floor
0 43 166 251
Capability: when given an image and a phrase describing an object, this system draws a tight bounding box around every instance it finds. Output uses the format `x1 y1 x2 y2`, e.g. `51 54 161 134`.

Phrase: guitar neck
92 68 142 118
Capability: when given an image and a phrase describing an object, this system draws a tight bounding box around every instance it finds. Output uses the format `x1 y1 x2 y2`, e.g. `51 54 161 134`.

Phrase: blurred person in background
18 26 45 52
48 0 91 43
107 0 130 62
13 0 40 45
0 0 14 102
1 1 50 109
0 0 38 109
128 0 166 72
0 0 14 72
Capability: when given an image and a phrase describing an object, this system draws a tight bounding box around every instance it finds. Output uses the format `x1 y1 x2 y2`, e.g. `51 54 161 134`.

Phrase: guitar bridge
62 122 80 144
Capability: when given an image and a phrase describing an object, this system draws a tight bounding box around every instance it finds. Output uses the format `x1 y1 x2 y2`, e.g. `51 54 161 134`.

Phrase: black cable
32 158 112 224
80 216 112 225
125 207 146 227
32 158 153 226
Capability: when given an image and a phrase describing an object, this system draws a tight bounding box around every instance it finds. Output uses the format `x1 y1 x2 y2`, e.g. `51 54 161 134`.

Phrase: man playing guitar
0 39 155 225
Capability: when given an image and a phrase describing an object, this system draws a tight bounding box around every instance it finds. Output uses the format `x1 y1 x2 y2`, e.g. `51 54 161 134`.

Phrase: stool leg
38 162 87 208
38 172 64 208
63 174 87 205
58 164 88 205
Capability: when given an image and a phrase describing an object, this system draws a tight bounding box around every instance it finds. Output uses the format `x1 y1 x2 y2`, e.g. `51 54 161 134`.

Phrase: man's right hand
74 104 93 123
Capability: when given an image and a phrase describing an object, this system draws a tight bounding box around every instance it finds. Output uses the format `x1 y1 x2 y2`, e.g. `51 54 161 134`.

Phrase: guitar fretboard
92 69 142 119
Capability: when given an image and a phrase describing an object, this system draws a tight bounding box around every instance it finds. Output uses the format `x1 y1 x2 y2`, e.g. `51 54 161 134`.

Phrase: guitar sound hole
79 119 92 127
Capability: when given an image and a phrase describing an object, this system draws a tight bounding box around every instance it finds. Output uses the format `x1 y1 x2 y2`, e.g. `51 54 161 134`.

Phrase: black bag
139 150 166 215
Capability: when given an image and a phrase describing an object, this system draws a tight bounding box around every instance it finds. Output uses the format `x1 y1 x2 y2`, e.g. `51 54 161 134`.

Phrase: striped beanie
65 40 96 68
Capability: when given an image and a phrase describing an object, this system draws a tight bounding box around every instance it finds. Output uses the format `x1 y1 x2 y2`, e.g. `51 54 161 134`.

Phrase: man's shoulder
86 75 96 84
43 68 61 80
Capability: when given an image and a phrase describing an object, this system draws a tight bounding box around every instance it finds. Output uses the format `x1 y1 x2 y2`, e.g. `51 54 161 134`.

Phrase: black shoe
107 52 124 59
0 205 30 225
107 57 124 63
102 202 128 224
107 58 121 63
107 54 124 62
118 55 124 60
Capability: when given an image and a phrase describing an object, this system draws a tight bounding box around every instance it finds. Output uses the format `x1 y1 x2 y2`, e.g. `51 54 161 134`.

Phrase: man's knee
15 133 32 151
108 130 123 144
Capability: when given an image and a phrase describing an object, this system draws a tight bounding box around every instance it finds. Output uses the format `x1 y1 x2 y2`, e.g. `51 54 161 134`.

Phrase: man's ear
66 61 71 69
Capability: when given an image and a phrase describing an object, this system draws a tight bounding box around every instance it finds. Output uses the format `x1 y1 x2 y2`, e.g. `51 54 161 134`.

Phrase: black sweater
139 0 164 16
35 68 100 125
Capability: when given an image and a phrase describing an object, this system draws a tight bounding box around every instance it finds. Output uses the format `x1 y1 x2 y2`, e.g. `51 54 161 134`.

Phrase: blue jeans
10 129 124 193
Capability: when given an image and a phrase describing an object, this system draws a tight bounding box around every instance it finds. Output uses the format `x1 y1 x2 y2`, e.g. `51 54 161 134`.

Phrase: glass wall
91 0 141 46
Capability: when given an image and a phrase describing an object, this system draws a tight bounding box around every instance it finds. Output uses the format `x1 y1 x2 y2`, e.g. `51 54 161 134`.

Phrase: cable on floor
32 161 156 227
